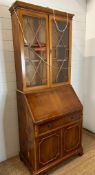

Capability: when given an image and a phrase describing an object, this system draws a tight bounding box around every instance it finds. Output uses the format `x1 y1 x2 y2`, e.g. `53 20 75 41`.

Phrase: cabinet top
9 1 74 19
25 85 83 124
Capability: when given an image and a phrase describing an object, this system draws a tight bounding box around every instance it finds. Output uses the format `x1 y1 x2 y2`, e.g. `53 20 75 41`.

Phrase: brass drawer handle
47 123 52 129
71 116 75 120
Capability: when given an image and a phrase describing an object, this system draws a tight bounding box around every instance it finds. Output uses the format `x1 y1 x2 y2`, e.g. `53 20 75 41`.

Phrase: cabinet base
20 146 83 175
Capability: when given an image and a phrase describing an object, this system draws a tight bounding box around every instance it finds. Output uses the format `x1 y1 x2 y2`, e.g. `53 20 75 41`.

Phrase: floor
0 130 95 175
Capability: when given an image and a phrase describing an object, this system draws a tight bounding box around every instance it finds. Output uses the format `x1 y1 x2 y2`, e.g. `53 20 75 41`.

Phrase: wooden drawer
38 112 82 135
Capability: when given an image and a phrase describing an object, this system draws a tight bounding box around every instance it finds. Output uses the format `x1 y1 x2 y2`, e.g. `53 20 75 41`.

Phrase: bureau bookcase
9 1 83 175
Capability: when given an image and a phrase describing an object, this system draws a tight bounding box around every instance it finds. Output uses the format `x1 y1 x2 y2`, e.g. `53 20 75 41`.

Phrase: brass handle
47 123 52 129
71 116 74 120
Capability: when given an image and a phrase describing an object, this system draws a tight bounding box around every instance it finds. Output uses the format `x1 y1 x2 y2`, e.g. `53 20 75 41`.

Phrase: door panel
37 130 61 168
22 11 49 90
49 15 70 86
63 122 81 155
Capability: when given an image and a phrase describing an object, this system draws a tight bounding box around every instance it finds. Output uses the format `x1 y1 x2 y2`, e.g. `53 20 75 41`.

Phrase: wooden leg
79 151 83 156
78 147 83 156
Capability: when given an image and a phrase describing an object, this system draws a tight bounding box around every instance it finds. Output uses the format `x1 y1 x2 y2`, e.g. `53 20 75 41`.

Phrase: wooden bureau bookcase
9 1 83 175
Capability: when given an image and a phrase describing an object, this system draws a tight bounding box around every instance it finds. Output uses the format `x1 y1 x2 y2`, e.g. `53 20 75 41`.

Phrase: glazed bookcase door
21 11 49 91
49 15 71 86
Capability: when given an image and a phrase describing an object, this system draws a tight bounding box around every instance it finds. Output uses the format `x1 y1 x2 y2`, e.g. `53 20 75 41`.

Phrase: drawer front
38 112 82 135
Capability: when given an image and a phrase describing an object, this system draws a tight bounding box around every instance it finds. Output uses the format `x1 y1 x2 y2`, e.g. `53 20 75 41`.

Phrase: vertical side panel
17 91 36 171
68 19 72 84
11 11 23 90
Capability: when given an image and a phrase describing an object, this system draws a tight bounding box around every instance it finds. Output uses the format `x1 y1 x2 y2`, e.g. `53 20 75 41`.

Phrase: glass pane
23 15 47 87
52 19 69 84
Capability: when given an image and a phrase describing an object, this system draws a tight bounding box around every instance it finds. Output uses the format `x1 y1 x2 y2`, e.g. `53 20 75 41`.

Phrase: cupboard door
22 11 49 90
49 15 71 86
37 130 61 168
63 122 81 155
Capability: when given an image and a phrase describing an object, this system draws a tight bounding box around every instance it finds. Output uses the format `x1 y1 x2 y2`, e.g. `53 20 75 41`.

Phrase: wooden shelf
53 45 65 48
25 58 47 63
24 43 46 52
33 47 46 52
53 58 67 62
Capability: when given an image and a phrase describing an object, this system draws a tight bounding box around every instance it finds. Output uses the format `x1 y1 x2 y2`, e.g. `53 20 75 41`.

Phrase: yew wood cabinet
9 1 83 175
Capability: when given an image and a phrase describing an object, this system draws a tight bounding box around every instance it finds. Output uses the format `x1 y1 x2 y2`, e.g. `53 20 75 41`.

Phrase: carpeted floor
0 129 95 175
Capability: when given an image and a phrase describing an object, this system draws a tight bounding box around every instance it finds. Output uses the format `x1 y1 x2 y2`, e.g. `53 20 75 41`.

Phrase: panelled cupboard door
62 122 81 155
49 15 71 86
37 130 61 169
20 10 49 91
